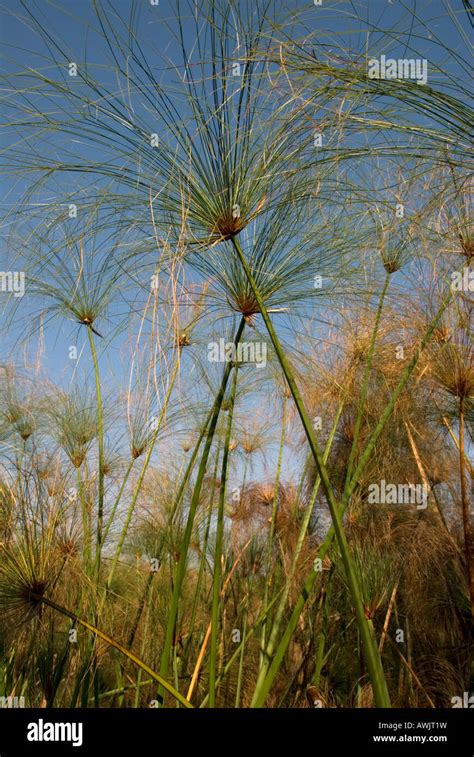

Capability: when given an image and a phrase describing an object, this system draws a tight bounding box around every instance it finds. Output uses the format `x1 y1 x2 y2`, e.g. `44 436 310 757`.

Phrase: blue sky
0 0 471 484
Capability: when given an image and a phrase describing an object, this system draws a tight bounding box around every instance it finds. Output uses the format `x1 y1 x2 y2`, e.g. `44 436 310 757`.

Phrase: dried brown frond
429 343 474 399
177 331 191 348
210 211 247 241
459 232 474 262
230 292 260 324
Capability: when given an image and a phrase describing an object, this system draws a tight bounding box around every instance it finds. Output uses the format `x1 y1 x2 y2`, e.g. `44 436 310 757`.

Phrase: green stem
87 679 153 703
209 364 238 706
157 317 246 704
77 466 90 568
104 359 179 597
128 571 155 649
251 400 343 705
344 271 391 489
87 327 105 578
231 237 391 708
40 596 192 708
198 588 283 708
234 612 248 708
259 396 287 673
458 396 474 618
182 440 221 671
102 459 134 545
170 414 212 526
252 287 454 704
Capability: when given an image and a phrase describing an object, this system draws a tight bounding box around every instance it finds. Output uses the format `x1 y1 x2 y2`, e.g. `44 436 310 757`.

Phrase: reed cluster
0 0 472 708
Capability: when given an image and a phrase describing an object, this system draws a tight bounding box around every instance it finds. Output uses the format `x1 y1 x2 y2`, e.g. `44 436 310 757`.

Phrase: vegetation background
0 0 472 709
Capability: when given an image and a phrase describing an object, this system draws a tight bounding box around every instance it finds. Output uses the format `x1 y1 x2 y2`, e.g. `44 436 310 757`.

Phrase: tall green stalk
313 571 334 689
128 572 155 649
102 459 134 544
209 364 239 706
234 610 248 708
458 396 474 618
104 359 180 596
157 317 246 704
198 589 284 709
89 357 180 705
343 271 391 489
182 440 222 672
87 327 105 578
76 466 90 568
252 288 455 704
250 400 344 705
231 236 391 707
40 595 192 708
169 414 212 525
259 396 287 673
